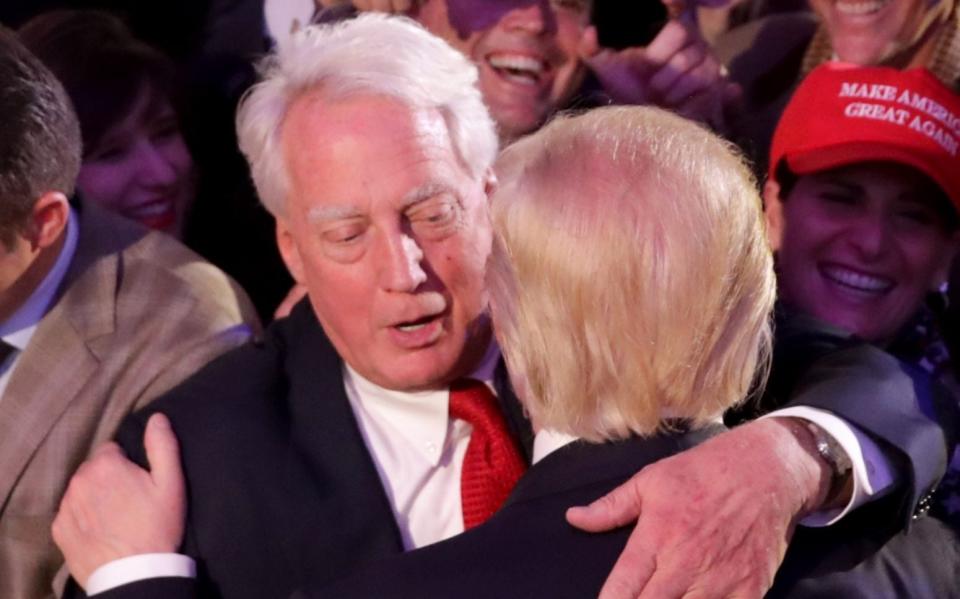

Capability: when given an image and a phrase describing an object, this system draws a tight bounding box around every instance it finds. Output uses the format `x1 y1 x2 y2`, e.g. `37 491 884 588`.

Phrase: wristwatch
804 421 853 500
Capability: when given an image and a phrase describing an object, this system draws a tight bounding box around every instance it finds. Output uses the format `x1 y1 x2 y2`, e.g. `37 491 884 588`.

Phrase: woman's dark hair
18 10 181 158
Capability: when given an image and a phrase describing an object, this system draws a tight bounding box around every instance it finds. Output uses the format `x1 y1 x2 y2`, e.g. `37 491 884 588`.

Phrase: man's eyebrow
400 182 456 210
306 204 362 223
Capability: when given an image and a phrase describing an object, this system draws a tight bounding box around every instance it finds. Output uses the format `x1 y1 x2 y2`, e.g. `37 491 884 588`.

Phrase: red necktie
449 378 527 530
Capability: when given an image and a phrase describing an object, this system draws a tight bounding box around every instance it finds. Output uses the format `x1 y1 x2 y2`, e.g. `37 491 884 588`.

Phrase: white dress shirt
531 429 580 464
0 209 78 401
342 341 501 549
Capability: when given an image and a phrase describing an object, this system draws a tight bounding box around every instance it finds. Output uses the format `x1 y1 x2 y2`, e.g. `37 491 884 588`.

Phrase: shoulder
69 206 259 337
769 310 920 399
120 230 258 330
113 323 290 459
772 309 895 374
115 303 336 454
58 206 262 408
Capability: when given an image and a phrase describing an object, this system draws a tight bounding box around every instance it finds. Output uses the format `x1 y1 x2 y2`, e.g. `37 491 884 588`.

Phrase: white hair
236 13 498 216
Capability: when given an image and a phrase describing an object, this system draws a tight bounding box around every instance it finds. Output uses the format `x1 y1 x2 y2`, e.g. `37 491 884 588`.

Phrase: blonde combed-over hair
487 106 776 442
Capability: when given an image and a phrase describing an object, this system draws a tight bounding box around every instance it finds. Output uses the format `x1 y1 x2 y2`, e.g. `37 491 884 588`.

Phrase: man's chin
373 354 463 393
490 106 548 141
378 371 457 393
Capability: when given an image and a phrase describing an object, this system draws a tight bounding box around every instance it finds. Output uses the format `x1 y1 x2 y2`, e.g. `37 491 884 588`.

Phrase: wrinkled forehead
281 92 482 213
285 89 470 169
437 0 593 36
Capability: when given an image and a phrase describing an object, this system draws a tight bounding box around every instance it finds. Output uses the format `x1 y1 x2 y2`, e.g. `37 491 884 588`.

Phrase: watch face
808 422 852 474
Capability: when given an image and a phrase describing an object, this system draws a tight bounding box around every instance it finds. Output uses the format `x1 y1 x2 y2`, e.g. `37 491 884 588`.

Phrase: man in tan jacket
0 27 260 599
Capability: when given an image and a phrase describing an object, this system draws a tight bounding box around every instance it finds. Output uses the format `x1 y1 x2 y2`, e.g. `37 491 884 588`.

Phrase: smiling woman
765 63 960 346
808 0 955 66
18 10 196 239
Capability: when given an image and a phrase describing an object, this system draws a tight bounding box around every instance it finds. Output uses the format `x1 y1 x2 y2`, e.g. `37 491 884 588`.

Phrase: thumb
578 25 601 63
144 413 185 498
566 473 644 532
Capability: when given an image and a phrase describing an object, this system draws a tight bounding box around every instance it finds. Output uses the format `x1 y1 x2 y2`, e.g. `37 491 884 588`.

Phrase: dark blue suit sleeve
92 578 198 599
784 343 957 525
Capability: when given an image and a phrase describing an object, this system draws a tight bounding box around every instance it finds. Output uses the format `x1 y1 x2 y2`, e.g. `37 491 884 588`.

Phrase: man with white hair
53 15 954 599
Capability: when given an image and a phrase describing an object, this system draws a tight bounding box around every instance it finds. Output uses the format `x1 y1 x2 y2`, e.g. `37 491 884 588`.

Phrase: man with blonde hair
314 105 958 598
309 103 775 596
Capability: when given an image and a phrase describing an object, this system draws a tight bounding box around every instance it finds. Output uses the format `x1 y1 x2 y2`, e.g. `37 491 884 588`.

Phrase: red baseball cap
769 63 960 210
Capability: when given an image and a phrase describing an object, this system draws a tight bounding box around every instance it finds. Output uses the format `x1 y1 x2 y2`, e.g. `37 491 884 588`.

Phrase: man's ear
27 192 69 251
762 179 785 252
275 218 306 284
483 168 498 198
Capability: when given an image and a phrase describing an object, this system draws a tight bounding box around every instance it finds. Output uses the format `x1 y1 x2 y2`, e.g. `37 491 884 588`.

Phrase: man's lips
485 52 549 87
819 264 894 296
384 292 449 349
388 312 447 349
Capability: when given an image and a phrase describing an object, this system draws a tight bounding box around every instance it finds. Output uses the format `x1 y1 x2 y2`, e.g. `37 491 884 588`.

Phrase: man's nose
501 0 556 34
379 231 428 292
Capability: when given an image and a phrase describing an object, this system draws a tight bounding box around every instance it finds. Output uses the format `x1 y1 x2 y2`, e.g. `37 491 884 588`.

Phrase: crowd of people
0 1 957 598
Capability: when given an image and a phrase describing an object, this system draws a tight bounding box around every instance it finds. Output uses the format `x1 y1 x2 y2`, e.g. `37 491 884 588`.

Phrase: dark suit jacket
731 309 959 526
311 430 960 599
82 304 955 598
310 427 725 599
82 300 525 599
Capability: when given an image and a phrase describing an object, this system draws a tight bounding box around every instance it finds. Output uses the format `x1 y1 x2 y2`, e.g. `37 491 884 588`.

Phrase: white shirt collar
532 429 581 464
342 337 501 467
531 413 726 464
0 208 79 350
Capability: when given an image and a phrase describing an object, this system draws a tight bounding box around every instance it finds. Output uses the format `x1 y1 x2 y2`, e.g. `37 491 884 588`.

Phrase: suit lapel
0 207 119 510
277 303 404 583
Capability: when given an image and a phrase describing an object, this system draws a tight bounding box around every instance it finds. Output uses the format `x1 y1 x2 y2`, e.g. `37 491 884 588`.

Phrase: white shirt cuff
763 406 895 527
86 553 196 595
